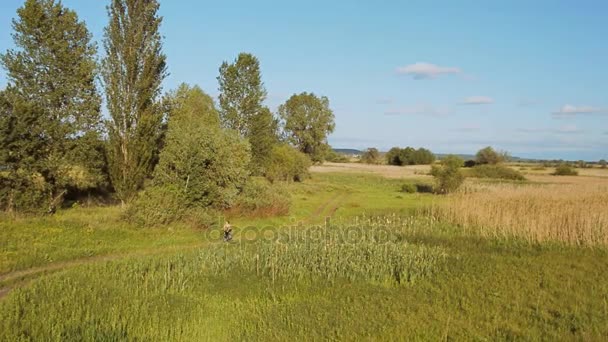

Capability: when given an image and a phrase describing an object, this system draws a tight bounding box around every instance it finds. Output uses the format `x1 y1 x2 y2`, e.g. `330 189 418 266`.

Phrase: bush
152 111 251 210
386 147 435 166
325 150 350 163
126 185 188 226
400 183 417 194
361 148 382 164
400 182 434 194
469 165 526 181
415 182 434 193
475 146 507 165
431 155 465 194
553 164 578 176
266 144 312 183
232 178 291 217
464 160 477 168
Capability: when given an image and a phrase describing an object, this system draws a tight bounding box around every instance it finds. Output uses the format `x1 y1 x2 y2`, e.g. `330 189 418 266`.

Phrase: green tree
151 84 250 208
217 53 267 136
476 146 505 165
0 90 48 212
413 148 435 165
279 92 335 163
361 148 382 164
431 155 465 194
386 147 403 165
165 83 219 127
0 0 104 211
217 53 277 173
265 144 311 183
102 0 168 203
249 107 279 174
600 159 607 169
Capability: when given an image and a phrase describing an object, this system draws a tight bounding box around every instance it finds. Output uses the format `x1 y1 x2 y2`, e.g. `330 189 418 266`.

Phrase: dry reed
433 180 608 246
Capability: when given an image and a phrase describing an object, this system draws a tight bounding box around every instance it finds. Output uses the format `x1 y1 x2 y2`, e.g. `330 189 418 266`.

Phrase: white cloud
396 62 461 79
553 105 606 117
460 96 494 105
384 104 449 117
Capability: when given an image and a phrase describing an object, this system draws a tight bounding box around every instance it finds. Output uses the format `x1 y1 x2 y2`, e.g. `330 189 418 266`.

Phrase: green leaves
278 92 335 163
102 0 167 203
217 53 268 136
0 0 104 211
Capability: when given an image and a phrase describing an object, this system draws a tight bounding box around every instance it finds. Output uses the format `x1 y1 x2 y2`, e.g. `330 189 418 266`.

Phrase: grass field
1 168 607 340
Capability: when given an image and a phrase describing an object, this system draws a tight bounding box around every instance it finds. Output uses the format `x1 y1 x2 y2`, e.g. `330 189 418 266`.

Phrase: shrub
400 182 434 194
463 160 477 168
152 109 251 210
266 144 312 183
386 147 435 166
431 155 465 194
400 183 417 194
469 165 526 181
361 148 382 164
415 182 434 193
599 159 607 169
232 177 291 217
475 146 508 165
325 150 350 163
553 164 578 176
126 185 188 226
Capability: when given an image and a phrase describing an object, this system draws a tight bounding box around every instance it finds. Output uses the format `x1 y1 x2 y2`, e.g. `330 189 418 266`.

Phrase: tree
1 0 104 211
249 107 279 174
217 53 267 136
476 146 504 165
431 155 464 194
413 148 435 165
0 90 48 212
165 83 219 127
386 147 402 165
361 148 382 164
217 53 277 173
102 0 168 203
265 144 311 183
600 159 607 169
279 92 335 163
151 93 250 209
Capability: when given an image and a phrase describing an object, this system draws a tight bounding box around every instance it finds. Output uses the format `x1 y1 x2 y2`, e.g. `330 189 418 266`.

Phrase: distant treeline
386 147 436 166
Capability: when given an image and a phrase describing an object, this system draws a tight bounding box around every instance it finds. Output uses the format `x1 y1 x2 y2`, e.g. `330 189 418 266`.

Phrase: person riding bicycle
223 221 233 242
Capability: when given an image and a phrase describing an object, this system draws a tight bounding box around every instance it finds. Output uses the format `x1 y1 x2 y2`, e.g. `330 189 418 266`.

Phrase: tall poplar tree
217 53 267 136
0 0 103 211
102 0 167 203
217 53 278 173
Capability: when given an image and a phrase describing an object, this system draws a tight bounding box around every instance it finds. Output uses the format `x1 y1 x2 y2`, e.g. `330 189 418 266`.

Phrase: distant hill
333 148 363 156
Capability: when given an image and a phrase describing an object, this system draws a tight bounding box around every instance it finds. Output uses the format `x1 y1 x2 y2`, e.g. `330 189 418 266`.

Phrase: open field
1 166 607 340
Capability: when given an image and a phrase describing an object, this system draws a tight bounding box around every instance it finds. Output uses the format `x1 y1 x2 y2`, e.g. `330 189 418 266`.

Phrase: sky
1 0 607 161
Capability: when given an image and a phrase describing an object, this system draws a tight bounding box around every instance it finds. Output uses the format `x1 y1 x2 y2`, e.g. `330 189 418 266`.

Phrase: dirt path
306 192 349 223
0 190 352 301
0 242 206 301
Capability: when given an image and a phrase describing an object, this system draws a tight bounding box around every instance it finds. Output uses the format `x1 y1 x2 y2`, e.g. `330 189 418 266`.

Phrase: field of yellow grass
436 175 608 245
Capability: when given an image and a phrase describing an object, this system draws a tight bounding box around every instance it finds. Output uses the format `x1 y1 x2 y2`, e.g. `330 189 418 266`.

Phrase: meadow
1 166 608 340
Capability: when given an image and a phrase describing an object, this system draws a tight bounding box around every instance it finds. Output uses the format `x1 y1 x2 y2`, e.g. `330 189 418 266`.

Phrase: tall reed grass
432 182 608 245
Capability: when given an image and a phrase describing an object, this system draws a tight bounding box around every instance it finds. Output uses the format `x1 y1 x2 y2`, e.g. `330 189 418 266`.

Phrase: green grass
0 207 204 274
1 172 607 340
0 217 606 340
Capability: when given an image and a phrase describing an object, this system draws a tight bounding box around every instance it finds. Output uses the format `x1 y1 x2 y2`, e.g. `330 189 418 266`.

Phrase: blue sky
1 0 607 160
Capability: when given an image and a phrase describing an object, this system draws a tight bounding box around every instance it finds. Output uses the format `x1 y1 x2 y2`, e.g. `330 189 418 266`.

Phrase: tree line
0 0 335 215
